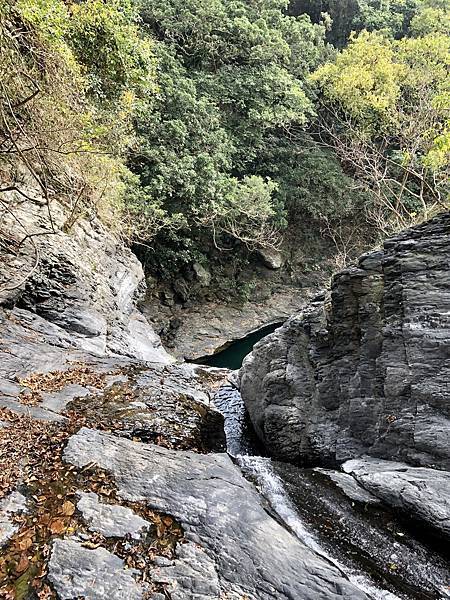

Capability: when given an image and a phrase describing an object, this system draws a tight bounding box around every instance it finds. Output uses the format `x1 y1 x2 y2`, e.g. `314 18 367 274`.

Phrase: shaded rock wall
0 185 172 363
239 213 450 469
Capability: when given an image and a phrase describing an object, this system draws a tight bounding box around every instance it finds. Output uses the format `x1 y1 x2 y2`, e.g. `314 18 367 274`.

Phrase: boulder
256 247 284 269
239 213 450 470
48 539 147 600
342 458 450 539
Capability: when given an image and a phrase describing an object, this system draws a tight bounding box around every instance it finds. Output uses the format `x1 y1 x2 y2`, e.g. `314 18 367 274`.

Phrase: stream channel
197 323 450 600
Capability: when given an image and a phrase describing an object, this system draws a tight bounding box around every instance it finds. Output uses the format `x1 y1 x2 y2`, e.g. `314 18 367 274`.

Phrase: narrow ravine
210 340 450 600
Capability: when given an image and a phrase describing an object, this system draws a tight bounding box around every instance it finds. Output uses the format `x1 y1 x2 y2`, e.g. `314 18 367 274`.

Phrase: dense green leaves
3 0 448 285
311 11 450 232
0 0 157 233
126 0 331 263
68 0 155 100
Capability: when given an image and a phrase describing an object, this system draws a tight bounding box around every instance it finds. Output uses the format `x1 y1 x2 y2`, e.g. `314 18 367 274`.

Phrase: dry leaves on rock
19 365 108 393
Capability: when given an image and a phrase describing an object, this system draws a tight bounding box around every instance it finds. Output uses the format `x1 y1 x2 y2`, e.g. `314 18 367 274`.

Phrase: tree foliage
311 18 450 232
2 0 449 288
125 0 334 269
0 0 155 239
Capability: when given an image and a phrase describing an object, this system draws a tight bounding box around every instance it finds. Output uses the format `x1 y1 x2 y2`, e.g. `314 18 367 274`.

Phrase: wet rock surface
63 427 370 600
343 458 450 540
270 461 450 600
240 213 450 470
212 382 263 457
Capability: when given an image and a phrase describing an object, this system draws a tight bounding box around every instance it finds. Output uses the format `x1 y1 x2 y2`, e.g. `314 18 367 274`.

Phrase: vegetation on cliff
1 0 448 288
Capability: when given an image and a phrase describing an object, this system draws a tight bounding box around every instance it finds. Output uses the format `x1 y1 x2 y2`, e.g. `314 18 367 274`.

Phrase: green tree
311 26 450 232
0 0 157 238
127 0 331 274
353 0 419 37
410 0 450 35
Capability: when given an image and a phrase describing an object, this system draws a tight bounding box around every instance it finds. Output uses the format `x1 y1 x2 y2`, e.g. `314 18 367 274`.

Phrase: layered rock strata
240 213 450 470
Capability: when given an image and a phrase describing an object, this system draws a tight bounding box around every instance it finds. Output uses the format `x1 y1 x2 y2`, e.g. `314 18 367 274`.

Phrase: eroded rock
240 213 450 469
0 491 28 547
315 469 381 505
0 190 173 364
343 458 450 539
48 538 147 600
76 492 151 539
64 427 370 600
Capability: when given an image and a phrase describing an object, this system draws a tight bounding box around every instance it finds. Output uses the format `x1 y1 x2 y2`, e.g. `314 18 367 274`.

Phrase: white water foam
237 455 402 600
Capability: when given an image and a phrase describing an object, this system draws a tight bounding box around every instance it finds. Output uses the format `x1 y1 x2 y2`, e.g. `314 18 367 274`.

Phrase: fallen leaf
16 554 29 573
49 519 66 535
61 501 75 516
17 536 33 551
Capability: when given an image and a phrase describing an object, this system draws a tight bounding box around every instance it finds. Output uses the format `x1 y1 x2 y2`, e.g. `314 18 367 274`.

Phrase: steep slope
1 185 172 363
0 189 374 598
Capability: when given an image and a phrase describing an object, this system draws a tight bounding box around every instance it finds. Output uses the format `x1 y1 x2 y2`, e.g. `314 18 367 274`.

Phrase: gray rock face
256 247 284 269
63 427 370 600
76 492 150 539
240 214 450 470
143 285 319 360
48 538 147 600
0 189 173 364
342 458 450 539
315 469 381 505
0 491 28 547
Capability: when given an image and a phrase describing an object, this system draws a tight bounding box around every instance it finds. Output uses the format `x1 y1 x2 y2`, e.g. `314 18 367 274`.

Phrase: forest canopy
1 0 449 278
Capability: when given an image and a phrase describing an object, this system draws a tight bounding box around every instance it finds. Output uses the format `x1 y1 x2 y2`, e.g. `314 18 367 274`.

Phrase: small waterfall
237 455 327 555
238 455 402 600
213 382 261 458
214 381 450 600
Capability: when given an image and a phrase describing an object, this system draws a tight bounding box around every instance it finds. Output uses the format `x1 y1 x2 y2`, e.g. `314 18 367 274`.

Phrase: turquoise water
194 322 282 370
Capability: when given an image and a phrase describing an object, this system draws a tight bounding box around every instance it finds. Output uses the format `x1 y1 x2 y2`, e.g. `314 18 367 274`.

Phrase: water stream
207 324 450 600
214 383 450 599
193 321 283 370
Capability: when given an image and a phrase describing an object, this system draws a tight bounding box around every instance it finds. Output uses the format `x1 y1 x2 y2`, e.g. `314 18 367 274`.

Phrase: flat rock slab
64 427 370 600
152 541 221 599
0 491 28 547
76 491 150 539
48 538 147 600
40 384 91 413
0 397 67 423
315 469 381 505
343 458 450 539
68 363 226 452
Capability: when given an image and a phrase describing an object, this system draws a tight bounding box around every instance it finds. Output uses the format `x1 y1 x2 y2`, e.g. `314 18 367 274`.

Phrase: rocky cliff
240 213 450 470
0 184 173 363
